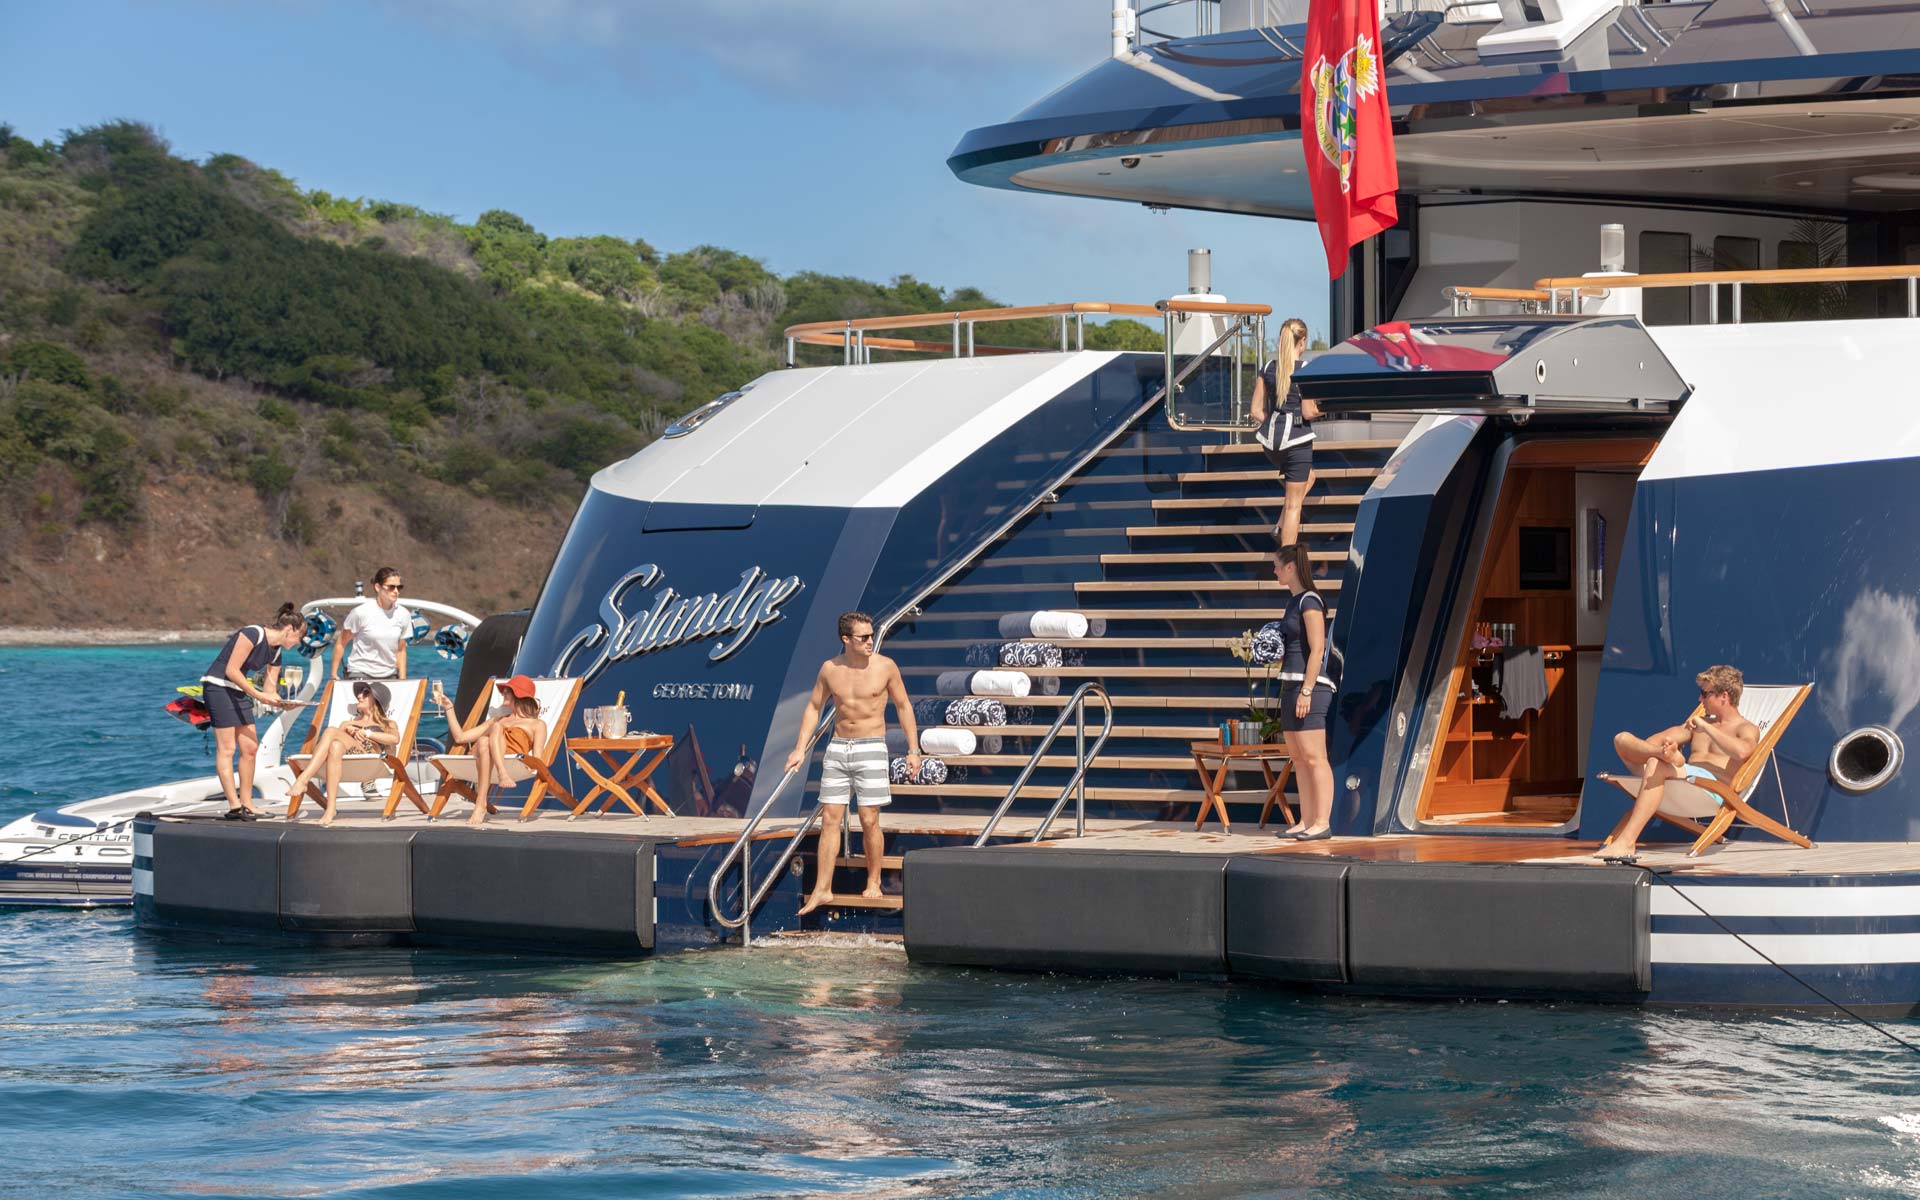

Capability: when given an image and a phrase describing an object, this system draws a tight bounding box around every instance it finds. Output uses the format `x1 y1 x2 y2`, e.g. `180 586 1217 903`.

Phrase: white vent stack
1170 249 1230 356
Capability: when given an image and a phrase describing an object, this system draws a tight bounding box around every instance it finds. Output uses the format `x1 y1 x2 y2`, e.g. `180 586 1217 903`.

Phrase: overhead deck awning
1294 316 1689 416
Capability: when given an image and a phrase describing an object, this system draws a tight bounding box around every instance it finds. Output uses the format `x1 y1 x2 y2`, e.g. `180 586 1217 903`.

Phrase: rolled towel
885 727 911 755
1000 610 1091 641
920 727 976 756
890 756 949 785
969 669 1031 698
1008 704 1034 725
1251 620 1286 667
999 641 1063 668
965 643 998 668
912 698 948 726
979 734 1003 756
945 697 1007 727
1087 617 1108 638
1033 673 1061 696
936 670 976 697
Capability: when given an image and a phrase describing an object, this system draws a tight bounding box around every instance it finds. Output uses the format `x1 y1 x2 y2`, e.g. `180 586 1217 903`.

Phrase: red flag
1300 0 1399 279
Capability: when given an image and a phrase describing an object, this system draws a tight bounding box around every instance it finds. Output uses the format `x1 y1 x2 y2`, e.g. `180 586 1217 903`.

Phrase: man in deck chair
1596 664 1758 864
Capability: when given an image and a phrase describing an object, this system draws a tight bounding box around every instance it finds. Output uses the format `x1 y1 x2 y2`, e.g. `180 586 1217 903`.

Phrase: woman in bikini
1248 317 1318 546
286 681 400 827
434 674 546 827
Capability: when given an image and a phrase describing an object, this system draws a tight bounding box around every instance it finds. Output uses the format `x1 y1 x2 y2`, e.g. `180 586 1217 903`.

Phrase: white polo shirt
341 599 412 679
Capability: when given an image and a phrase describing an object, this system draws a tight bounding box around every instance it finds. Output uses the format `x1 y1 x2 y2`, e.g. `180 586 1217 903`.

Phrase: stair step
829 855 906 870
992 723 1224 739
906 665 1276 680
891 783 1269 803
1076 578 1341 593
1101 551 1344 565
1203 439 1401 455
996 693 1286 710
811 893 904 911
1178 467 1381 484
940 754 1213 771
1116 523 1354 538
900 608 1323 623
1153 495 1362 510
894 637 1246 652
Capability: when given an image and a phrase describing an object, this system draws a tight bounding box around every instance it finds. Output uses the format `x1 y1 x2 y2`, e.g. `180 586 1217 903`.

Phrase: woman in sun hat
286 681 401 827
433 674 547 827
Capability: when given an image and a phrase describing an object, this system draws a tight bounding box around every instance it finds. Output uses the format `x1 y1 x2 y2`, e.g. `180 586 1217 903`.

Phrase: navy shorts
1280 682 1332 733
1263 441 1314 484
203 685 256 730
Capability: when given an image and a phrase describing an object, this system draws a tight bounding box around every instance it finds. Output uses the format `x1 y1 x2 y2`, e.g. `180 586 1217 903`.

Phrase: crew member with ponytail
200 602 304 820
1249 317 1318 546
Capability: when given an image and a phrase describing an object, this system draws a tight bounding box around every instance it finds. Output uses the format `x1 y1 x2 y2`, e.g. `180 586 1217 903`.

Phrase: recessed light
1856 172 1920 190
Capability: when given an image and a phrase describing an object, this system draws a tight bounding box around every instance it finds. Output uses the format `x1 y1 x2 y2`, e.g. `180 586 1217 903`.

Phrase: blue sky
4 1 1330 333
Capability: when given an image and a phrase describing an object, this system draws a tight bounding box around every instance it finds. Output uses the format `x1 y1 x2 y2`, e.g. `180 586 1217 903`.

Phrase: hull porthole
1829 725 1903 793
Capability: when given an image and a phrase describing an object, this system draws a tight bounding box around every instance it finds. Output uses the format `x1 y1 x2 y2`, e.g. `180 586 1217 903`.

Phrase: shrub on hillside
3 340 91 389
11 379 141 524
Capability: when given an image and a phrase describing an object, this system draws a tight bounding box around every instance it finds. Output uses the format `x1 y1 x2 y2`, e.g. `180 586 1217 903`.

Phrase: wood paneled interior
1416 440 1656 826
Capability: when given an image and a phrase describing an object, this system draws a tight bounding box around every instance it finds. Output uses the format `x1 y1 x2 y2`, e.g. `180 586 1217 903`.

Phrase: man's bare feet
861 878 884 901
798 890 832 915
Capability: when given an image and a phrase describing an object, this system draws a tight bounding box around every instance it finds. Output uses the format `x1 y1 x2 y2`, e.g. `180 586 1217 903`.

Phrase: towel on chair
919 727 976 756
999 611 1091 641
968 669 1031 698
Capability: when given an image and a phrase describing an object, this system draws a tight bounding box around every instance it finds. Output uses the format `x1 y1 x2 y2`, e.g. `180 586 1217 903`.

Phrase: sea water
1 646 1918 1198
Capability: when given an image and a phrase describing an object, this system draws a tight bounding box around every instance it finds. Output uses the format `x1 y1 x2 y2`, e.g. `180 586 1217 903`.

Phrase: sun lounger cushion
431 753 535 786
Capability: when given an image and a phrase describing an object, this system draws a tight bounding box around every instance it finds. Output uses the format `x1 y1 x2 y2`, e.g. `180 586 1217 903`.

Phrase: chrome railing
707 333 1244 936
1161 303 1265 431
1445 263 1920 324
972 683 1114 846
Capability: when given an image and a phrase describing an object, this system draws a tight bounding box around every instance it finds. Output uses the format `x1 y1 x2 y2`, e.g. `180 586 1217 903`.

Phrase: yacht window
1639 230 1691 326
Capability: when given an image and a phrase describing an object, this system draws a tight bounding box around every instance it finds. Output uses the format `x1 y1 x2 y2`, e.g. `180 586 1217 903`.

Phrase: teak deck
259 807 1920 877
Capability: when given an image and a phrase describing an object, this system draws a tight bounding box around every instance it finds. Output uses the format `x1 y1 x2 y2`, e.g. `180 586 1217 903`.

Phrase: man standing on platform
787 611 919 915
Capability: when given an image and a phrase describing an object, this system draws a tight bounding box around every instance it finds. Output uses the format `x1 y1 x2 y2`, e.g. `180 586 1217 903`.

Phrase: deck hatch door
1296 316 1688 416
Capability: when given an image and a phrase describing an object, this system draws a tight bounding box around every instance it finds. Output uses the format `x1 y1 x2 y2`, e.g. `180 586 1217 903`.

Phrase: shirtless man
1596 664 1758 864
787 611 919 914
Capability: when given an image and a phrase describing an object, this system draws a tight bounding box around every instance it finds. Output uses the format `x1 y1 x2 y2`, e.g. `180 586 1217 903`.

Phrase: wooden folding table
566 734 675 818
1188 741 1295 833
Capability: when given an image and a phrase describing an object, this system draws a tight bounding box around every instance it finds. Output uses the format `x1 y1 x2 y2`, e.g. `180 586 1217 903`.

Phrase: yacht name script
554 564 805 683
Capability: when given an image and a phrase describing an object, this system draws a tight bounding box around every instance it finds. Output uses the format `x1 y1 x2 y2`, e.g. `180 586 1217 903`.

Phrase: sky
3 1 1330 332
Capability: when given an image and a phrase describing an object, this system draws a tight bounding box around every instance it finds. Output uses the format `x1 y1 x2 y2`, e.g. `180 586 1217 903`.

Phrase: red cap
496 675 537 701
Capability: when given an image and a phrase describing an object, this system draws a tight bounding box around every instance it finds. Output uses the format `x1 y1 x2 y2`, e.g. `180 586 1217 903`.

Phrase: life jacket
166 694 211 729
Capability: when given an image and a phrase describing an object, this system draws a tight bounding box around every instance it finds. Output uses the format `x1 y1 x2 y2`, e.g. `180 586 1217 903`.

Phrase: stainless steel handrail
972 683 1114 847
707 332 1237 934
1161 311 1264 431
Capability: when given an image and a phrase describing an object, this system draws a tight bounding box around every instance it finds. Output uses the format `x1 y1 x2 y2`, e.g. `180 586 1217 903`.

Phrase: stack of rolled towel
936 669 1031 698
998 610 1106 640
890 756 949 785
920 727 1001 756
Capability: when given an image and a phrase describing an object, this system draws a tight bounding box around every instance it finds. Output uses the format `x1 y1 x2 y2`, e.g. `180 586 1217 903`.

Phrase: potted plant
1226 626 1285 745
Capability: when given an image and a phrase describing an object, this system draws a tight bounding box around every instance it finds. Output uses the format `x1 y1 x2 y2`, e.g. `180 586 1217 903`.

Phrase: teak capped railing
1445 263 1920 323
782 298 1271 366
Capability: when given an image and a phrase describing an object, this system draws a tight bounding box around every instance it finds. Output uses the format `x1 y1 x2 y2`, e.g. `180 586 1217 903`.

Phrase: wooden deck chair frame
1596 682 1816 857
286 680 431 820
428 677 582 821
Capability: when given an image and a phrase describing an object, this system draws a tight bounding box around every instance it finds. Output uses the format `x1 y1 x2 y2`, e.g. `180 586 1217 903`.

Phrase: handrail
1448 264 1920 323
783 298 1269 365
972 683 1114 846
707 326 1243 934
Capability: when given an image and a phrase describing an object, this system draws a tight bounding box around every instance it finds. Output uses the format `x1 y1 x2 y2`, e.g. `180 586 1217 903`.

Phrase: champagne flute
281 663 304 704
584 706 600 740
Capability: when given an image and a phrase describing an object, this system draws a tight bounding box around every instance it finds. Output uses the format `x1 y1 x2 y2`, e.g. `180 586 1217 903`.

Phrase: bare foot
319 806 337 828
797 890 832 915
861 879 884 900
467 811 489 828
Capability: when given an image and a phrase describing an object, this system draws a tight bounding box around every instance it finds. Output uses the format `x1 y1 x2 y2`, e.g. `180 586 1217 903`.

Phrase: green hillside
0 120 1159 560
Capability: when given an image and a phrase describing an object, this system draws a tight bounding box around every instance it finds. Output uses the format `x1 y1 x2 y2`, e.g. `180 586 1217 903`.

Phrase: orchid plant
1226 628 1285 745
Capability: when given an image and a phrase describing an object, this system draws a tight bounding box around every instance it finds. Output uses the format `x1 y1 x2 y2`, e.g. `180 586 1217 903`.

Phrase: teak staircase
868 421 1401 841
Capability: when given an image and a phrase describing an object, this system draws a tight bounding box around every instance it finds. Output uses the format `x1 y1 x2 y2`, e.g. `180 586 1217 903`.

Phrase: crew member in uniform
1270 541 1336 841
1249 317 1317 547
332 566 411 682
200 603 305 820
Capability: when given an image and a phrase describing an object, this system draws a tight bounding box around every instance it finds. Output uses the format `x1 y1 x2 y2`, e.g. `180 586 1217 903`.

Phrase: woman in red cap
432 675 546 827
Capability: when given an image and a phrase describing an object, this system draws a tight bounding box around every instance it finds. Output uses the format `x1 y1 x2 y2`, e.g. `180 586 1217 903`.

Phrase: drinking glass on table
584 707 600 739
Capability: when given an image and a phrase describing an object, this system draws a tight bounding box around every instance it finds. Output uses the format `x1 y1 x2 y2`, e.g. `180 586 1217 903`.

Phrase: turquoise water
3 647 1920 1198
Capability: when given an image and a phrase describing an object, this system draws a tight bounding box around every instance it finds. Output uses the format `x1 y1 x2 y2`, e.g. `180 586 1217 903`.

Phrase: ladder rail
973 683 1114 847
709 330 1237 933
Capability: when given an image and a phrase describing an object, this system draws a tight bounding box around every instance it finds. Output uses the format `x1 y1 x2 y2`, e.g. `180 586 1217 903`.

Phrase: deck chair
1596 682 1815 857
285 679 431 819
427 677 582 821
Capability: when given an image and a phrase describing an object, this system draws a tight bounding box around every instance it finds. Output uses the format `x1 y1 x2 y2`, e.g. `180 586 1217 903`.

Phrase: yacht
133 0 1920 1011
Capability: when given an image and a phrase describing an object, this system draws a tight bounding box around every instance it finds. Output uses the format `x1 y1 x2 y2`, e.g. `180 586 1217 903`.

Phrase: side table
566 734 675 818
1188 741 1294 833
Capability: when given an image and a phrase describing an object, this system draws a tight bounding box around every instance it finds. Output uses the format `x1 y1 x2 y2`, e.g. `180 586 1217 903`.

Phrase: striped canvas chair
285 679 430 819
427 676 582 821
1596 682 1815 857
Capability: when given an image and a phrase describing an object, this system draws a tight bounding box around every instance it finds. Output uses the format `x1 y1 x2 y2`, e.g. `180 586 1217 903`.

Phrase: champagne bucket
603 706 630 738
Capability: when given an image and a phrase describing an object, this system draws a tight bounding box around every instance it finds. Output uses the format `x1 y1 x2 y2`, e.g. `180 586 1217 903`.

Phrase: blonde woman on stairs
1248 317 1317 547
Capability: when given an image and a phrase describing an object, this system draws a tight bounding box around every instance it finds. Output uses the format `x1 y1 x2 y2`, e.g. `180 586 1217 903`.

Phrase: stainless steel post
1163 312 1176 419
842 327 853 364
1074 696 1086 837
952 316 961 357
1059 315 1069 351
1232 316 1245 425
785 336 796 366
1908 277 1917 319
1075 313 1085 350
741 838 751 948
1707 283 1719 325
967 322 975 357
1731 282 1743 324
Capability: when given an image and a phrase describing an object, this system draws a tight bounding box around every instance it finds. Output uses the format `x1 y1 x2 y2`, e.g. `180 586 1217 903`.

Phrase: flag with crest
1300 0 1399 278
